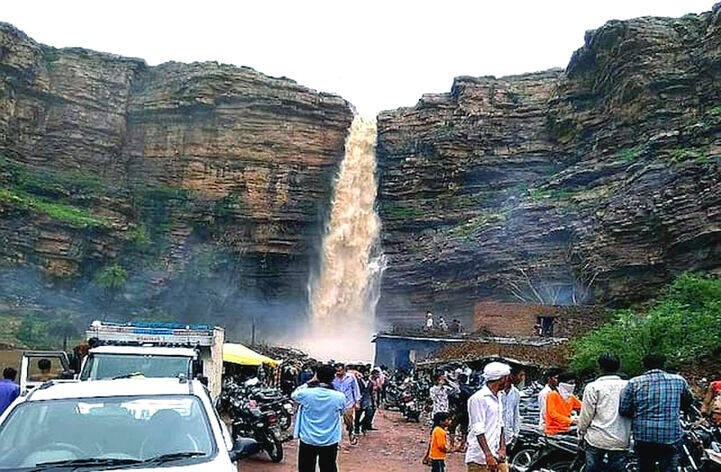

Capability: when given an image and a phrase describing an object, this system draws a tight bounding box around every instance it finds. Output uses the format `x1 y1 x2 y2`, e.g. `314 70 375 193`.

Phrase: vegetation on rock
94 263 128 291
0 187 111 228
570 273 721 376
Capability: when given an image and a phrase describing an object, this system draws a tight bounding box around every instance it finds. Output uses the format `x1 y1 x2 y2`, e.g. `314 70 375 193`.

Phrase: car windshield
80 354 191 380
0 395 216 470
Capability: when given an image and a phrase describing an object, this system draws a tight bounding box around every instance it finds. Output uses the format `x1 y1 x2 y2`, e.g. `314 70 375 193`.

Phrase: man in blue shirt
292 364 347 472
332 363 360 441
619 353 693 472
502 365 525 450
0 367 20 416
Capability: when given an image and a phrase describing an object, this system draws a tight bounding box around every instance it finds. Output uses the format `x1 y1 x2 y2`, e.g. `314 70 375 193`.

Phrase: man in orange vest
544 372 582 435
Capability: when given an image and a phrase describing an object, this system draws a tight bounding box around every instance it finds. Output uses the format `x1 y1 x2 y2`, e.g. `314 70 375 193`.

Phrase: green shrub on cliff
617 145 643 162
667 145 710 163
0 187 111 228
707 105 721 117
0 155 106 197
570 273 721 376
128 224 151 247
451 212 506 240
95 263 127 289
384 204 424 220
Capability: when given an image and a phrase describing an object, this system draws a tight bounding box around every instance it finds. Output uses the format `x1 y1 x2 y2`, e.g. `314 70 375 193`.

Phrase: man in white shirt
538 368 561 432
577 353 631 472
425 311 434 330
466 361 512 472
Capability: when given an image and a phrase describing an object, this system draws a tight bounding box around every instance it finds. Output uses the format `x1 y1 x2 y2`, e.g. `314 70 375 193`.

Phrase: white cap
483 361 511 381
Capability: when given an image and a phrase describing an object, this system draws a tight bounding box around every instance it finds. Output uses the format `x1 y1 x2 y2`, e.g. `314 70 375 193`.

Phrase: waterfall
306 116 386 361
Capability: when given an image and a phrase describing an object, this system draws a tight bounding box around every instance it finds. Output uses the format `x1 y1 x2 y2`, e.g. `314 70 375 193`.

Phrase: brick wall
472 302 611 338
473 301 559 336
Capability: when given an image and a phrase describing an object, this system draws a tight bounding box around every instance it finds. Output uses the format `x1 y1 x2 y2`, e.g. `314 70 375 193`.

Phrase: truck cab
79 346 198 381
80 321 225 400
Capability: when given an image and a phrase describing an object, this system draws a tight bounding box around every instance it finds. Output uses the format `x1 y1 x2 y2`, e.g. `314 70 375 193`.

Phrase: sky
1 0 714 117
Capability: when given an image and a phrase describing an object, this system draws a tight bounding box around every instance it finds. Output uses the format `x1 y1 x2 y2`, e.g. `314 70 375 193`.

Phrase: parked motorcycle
703 442 721 471
229 397 284 463
221 377 294 434
401 389 421 422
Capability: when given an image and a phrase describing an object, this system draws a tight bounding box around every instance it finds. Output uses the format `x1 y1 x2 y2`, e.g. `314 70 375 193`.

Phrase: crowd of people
4 349 721 472
289 361 393 471
418 352 721 472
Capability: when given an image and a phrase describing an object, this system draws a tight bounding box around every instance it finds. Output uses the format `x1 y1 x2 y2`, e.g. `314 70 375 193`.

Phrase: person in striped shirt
619 353 693 472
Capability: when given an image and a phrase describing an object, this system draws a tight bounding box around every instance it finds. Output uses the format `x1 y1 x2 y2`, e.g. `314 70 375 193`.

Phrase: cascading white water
305 116 386 361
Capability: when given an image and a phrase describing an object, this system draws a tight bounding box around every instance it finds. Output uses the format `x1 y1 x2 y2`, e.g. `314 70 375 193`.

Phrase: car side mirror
229 438 261 462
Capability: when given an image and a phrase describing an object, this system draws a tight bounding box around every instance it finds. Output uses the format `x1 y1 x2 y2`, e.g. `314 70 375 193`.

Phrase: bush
570 273 721 376
95 263 127 290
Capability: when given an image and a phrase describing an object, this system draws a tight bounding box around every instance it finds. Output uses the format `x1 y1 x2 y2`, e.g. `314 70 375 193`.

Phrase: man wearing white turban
465 361 512 472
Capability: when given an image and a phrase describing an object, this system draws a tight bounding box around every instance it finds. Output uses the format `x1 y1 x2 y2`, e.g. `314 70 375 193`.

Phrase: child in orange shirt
424 412 452 471
545 372 582 435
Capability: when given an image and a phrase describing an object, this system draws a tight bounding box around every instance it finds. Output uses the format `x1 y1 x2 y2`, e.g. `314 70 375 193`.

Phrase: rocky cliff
376 6 721 325
0 23 353 336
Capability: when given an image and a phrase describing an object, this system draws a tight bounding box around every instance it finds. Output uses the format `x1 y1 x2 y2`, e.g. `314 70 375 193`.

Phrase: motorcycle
704 442 721 471
519 433 583 472
401 390 421 422
509 425 544 472
229 397 284 463
384 382 403 410
221 376 294 434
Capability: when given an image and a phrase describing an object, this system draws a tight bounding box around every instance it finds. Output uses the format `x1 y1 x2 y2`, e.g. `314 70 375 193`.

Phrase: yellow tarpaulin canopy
223 343 281 366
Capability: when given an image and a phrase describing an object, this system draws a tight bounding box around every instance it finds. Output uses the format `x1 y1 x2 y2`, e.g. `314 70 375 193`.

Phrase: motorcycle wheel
510 448 538 472
263 430 284 463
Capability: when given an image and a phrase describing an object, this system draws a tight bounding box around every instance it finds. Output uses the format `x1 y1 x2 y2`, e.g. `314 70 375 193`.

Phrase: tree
48 318 80 351
17 315 38 347
94 263 127 301
570 273 721 376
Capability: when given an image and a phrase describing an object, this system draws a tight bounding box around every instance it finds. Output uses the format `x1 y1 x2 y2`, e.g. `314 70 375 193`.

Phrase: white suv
0 378 259 471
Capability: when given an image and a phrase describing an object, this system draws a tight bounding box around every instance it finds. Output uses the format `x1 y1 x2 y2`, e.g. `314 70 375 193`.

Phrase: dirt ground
240 409 467 472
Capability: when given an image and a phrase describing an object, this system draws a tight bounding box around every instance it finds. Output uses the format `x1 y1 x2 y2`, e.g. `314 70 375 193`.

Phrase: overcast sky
1 1 713 116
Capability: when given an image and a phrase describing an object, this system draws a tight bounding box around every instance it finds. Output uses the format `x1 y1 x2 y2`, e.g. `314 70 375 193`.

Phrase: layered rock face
377 7 721 325
0 23 353 333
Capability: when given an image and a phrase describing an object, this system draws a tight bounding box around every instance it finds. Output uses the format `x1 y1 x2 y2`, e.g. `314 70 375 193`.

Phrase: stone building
473 302 610 339
416 302 612 371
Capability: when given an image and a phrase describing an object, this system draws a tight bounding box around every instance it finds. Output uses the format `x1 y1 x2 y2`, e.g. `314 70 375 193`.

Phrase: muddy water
306 116 386 361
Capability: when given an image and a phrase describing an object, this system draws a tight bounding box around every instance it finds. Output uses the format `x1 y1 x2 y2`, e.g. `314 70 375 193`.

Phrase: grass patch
707 105 721 117
128 224 151 247
451 212 506 240
0 156 106 198
617 145 644 162
385 204 424 220
667 145 710 163
0 187 111 228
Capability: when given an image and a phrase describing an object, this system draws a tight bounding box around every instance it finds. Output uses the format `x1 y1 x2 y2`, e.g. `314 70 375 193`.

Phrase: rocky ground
241 409 467 472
